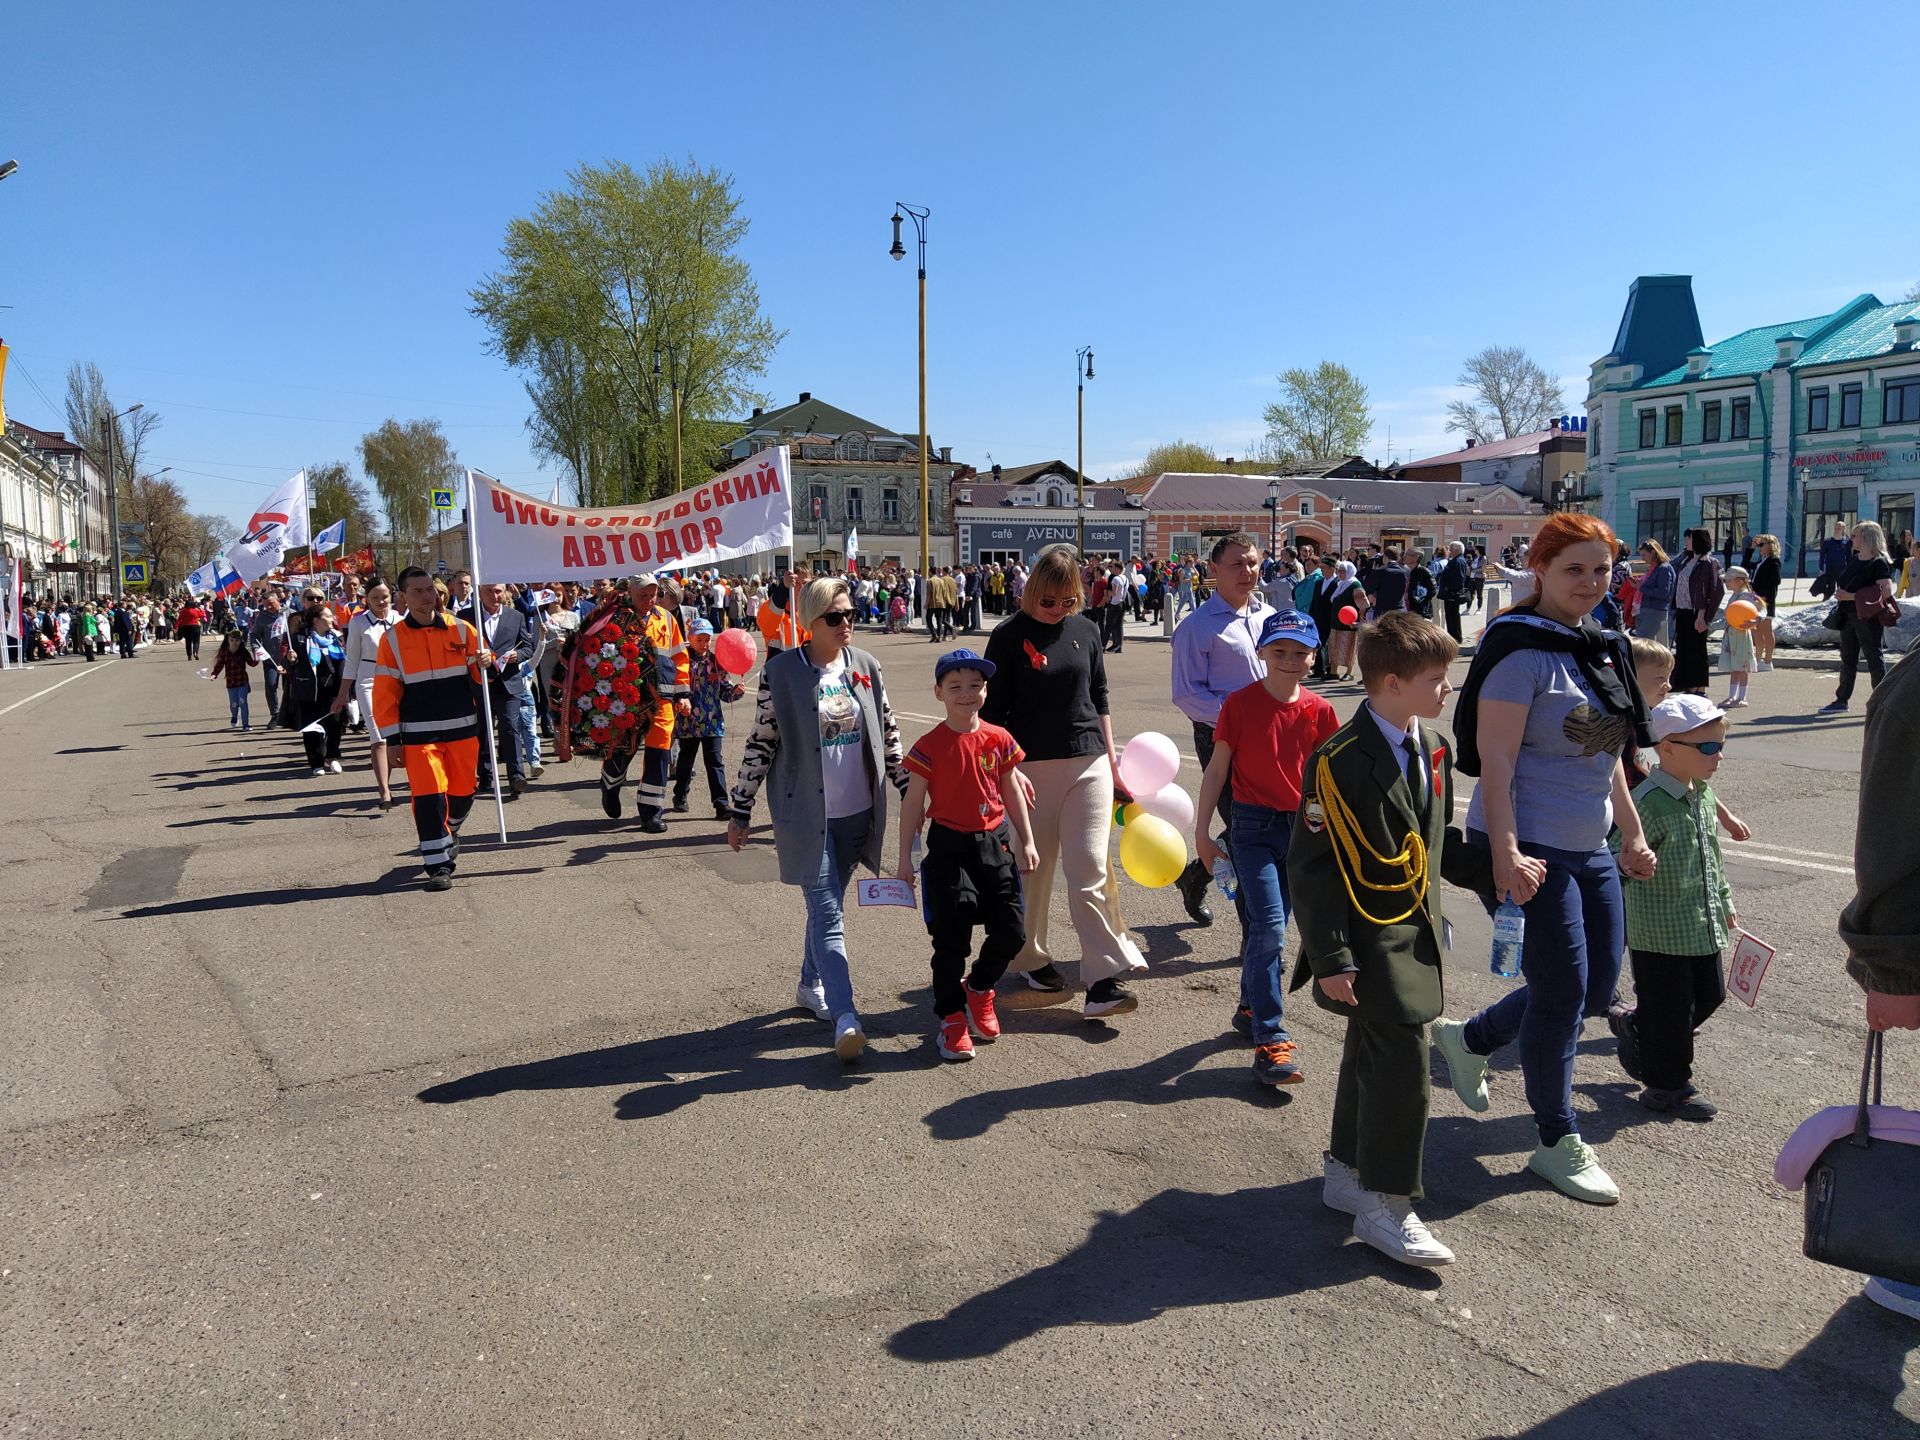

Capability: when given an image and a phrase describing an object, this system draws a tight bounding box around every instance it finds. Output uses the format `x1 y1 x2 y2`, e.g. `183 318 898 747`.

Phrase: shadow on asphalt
112 865 547 916
887 1179 1437 1362
1492 1296 1916 1439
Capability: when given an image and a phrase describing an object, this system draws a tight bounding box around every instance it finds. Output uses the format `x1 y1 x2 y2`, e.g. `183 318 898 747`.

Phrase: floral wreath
562 599 661 755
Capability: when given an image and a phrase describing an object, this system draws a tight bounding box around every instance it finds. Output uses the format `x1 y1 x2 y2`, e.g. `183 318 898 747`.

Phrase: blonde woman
1749 534 1782 668
1821 521 1896 712
335 579 398 807
980 546 1146 1017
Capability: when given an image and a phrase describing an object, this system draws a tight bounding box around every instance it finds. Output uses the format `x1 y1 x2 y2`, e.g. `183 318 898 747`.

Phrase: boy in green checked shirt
1618 693 1736 1121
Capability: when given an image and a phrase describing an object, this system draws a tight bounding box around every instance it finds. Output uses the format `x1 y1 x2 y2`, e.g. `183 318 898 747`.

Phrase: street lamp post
1265 477 1282 560
1075 346 1094 557
1334 500 1349 556
101 401 143 593
890 204 930 577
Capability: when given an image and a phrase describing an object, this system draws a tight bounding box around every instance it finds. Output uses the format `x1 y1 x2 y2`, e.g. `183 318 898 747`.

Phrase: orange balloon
1725 599 1759 631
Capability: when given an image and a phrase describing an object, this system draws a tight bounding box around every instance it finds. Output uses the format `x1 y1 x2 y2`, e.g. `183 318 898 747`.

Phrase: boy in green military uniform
1289 612 1487 1266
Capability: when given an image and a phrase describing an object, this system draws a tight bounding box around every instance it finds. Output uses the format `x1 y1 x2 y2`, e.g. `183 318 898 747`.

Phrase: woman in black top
981 545 1144 1018
1670 529 1723 695
287 603 348 774
1822 521 1896 712
1749 533 1783 668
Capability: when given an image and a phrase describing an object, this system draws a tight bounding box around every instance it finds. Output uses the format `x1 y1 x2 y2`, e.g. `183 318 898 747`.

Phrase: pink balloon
1118 731 1181 797
713 627 757 676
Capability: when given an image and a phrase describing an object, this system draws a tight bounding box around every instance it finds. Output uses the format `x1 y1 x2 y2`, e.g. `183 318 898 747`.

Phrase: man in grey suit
467 583 538 797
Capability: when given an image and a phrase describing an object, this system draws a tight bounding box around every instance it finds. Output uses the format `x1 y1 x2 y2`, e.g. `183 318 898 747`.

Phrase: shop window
1730 398 1751 439
1701 401 1722 443
1884 378 1920 425
1636 498 1680 555
1879 494 1914 549
1663 406 1683 446
1808 387 1830 432
1840 383 1862 429
1800 486 1859 577
1639 411 1657 448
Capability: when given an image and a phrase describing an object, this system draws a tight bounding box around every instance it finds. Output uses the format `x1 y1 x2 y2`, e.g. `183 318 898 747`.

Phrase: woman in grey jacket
1632 540 1675 640
728 576 910 1061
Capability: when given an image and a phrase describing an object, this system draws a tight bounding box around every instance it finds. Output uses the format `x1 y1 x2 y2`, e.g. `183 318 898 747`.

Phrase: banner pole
465 468 510 843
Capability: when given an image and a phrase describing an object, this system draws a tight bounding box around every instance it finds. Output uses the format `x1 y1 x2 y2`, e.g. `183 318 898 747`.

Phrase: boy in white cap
1617 693 1735 1120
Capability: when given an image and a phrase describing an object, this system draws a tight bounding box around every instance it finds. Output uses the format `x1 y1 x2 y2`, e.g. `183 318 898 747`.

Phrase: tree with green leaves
1263 362 1373 464
1135 439 1226 476
471 158 785 505
306 461 381 553
359 420 459 575
1446 345 1567 442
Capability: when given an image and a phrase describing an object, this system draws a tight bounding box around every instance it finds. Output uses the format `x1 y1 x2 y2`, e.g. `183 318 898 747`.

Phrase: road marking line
0 661 114 718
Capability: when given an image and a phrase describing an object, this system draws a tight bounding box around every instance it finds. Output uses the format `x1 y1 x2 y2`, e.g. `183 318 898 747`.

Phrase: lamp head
0 160 17 182
889 212 906 261
1084 349 1094 380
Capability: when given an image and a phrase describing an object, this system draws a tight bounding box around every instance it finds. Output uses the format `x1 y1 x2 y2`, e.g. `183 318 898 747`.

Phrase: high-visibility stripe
399 714 481 736
372 664 405 680
409 663 474 682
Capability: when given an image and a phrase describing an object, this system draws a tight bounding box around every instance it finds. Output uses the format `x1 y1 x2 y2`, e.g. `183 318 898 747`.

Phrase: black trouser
602 742 671 819
181 625 202 660
1628 948 1724 1092
921 821 1025 1016
475 680 524 792
1330 1015 1432 1199
1190 720 1249 939
1442 598 1464 643
1672 608 1709 691
672 734 728 809
1105 604 1126 650
118 633 135 658
1835 613 1886 702
299 698 346 766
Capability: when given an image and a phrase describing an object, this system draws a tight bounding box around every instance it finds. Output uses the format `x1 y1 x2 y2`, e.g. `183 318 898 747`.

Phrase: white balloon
1135 782 1195 834
1118 731 1180 796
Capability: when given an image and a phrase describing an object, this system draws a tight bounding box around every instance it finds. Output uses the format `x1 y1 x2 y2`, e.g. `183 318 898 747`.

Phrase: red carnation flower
614 711 637 730
619 642 639 659
595 661 615 679
591 693 610 711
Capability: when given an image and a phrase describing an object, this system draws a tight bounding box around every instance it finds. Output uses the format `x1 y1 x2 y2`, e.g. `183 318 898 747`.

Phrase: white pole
464 468 510 842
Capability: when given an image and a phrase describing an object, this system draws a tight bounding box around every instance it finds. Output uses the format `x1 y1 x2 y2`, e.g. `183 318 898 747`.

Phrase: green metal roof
1798 302 1920 367
740 396 905 440
1636 316 1822 388
1632 291 1915 389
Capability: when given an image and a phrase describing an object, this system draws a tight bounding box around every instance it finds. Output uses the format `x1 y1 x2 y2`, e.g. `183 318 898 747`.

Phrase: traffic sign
430 488 456 511
121 561 148 588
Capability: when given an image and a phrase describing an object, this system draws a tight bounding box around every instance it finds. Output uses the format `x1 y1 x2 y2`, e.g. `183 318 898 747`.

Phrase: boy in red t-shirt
1195 609 1339 1085
898 648 1040 1062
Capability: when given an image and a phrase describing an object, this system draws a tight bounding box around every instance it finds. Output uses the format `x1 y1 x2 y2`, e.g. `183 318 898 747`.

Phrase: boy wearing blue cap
1195 609 1340 1085
671 618 744 819
898 648 1040 1062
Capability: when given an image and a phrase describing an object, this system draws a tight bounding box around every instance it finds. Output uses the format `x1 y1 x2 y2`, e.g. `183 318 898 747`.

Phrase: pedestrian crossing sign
121 561 148 588
430 488 456 511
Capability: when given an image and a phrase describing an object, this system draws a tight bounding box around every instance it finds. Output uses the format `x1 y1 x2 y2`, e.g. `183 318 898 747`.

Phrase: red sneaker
964 984 1001 1042
937 1013 975 1062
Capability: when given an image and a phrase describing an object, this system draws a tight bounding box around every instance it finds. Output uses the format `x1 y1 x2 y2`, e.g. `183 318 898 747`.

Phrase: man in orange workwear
373 566 491 892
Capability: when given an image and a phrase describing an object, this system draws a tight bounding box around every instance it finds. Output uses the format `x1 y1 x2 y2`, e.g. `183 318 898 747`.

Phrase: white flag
846 525 859 568
228 470 310 581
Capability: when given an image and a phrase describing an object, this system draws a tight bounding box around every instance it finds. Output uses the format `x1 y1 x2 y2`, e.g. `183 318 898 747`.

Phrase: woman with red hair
1430 513 1658 1206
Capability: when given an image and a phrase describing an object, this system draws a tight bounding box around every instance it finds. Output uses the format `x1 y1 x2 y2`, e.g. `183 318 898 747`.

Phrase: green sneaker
1430 1019 1489 1113
1529 1134 1619 1205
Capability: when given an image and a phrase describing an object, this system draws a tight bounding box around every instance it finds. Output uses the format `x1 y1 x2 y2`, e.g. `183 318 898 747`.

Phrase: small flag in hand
312 518 347 554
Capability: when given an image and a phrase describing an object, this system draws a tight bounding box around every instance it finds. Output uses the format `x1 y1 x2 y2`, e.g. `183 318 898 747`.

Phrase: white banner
469 448 793 583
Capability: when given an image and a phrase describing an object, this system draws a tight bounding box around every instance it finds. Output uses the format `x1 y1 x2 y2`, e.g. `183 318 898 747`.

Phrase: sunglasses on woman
1666 739 1726 755
1035 595 1077 610
818 609 856 626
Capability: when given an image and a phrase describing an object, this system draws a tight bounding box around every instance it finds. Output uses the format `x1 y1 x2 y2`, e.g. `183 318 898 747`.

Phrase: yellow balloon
1122 802 1145 827
1119 813 1187 889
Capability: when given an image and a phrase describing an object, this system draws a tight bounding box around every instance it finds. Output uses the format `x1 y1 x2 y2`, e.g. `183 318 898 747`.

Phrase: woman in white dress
335 579 398 808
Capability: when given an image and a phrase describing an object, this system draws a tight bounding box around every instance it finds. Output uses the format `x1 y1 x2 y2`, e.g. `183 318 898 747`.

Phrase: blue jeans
515 688 540 767
800 809 873 1021
1232 804 1294 1043
1462 839 1623 1145
226 688 250 727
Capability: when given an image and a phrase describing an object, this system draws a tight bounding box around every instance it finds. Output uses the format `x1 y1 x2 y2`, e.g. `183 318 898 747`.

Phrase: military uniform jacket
1287 703 1483 1026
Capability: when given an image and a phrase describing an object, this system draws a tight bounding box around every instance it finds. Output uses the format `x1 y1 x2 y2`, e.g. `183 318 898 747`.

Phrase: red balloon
1337 605 1359 625
713 626 757 676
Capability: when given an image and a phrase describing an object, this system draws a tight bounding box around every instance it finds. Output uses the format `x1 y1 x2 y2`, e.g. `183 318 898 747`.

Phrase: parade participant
1194 609 1338 1084
1431 512 1656 1205
756 566 807 654
288 602 348 776
534 594 579 743
372 567 491 893
1437 541 1469 642
469 582 538 800
176 599 207 661
1324 562 1368 680
246 591 288 716
336 580 398 808
1288 612 1471 1266
1631 540 1674 642
1170 556 1197 624
671 619 743 819
896 648 1038 1062
981 545 1145 1017
1822 521 1896 712
728 576 910 1062
206 628 259 730
555 576 686 830
1170 532 1271 930
1618 695 1736 1122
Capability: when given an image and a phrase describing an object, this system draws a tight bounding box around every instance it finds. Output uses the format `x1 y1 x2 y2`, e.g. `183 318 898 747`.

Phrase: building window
1730 397 1751 439
1297 498 1312 517
1701 401 1722 443
1636 498 1680 554
1884 378 1920 424
1638 410 1657 448
1171 532 1200 559
1800 486 1859 577
836 433 870 461
1880 494 1915 549
881 487 900 523
1840 383 1862 429
1808 387 1830 431
845 487 863 522
1699 493 1749 556
1663 406 1683 446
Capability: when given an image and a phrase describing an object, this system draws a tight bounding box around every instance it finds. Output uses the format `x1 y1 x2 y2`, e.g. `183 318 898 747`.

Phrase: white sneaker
1321 1152 1366 1216
795 981 831 1021
1863 1276 1920 1320
833 1013 866 1062
1430 1019 1490 1113
529 762 545 779
327 760 343 773
1755 660 1773 672
308 767 328 778
1353 1192 1455 1267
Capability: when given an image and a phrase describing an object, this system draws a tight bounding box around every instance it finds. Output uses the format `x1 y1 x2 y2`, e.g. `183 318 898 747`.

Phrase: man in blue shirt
1170 531 1270 928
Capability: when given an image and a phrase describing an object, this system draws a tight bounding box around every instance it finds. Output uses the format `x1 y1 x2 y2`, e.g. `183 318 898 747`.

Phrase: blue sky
5 1 1916 531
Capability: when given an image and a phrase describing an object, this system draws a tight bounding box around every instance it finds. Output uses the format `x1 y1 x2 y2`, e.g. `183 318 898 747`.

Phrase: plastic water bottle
1212 857 1238 902
1490 895 1525 979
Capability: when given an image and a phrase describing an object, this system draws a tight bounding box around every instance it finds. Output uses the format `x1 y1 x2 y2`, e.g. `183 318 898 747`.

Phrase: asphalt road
1 617 1914 1440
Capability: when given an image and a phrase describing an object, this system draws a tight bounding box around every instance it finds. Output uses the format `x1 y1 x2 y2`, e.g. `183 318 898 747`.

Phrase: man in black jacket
1436 542 1468 642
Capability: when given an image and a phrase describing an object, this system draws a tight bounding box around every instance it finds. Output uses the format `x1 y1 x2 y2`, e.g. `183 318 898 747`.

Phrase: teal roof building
1586 277 1920 575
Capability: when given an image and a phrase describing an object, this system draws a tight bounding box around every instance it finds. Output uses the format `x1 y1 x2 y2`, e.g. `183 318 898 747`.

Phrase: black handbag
1802 1032 1920 1285
1823 604 1845 631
